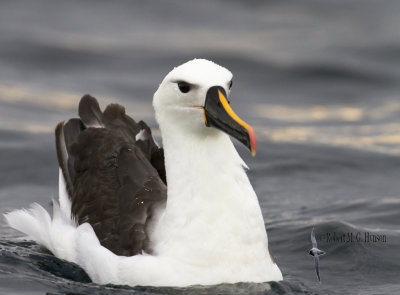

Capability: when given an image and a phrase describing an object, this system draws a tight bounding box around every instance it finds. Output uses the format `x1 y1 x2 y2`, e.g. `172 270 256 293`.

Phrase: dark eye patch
229 80 233 89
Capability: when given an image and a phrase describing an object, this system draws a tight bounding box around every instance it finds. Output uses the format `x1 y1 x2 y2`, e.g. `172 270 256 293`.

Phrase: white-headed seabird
5 59 283 286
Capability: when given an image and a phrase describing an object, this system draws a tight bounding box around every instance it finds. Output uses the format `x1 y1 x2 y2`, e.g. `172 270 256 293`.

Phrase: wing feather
55 95 166 256
311 227 317 248
78 94 103 128
55 122 73 196
314 256 321 281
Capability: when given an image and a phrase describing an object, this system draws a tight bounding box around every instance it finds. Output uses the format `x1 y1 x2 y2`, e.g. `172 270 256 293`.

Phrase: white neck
152 114 276 273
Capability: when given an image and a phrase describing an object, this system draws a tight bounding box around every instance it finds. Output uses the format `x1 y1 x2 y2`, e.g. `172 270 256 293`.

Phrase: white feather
135 129 149 141
58 168 73 221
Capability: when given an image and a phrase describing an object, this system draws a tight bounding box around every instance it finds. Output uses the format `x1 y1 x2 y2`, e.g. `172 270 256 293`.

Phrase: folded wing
55 95 167 256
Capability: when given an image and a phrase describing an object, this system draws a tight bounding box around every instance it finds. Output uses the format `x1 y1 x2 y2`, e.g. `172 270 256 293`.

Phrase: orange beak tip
248 127 257 157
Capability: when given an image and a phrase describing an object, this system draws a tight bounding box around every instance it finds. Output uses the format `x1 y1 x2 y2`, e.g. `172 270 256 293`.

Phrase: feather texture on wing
55 95 167 256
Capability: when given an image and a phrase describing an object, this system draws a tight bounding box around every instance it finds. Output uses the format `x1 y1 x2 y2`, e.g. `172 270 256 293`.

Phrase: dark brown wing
55 94 166 256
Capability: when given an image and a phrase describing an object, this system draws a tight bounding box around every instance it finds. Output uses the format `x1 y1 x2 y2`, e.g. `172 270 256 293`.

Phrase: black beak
203 86 256 156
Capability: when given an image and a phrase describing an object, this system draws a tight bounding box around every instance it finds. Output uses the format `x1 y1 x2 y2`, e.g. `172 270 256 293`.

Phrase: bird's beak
203 86 256 156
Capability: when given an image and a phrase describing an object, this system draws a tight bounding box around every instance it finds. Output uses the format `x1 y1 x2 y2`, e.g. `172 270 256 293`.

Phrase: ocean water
1 0 400 294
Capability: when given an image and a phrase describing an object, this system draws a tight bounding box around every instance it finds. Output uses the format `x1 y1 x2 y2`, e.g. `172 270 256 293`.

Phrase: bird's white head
153 58 256 156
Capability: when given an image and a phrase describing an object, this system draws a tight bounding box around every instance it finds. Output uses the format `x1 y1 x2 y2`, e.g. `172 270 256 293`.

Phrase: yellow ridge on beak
217 90 257 156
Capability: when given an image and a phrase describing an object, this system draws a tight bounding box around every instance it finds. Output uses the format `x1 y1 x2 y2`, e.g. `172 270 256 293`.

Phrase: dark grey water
1 0 400 294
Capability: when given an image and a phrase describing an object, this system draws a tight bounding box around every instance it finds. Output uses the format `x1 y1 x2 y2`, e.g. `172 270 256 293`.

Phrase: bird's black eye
229 80 233 89
178 81 191 93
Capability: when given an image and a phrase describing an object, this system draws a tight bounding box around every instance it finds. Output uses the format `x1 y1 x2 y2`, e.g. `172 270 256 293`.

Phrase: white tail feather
4 170 79 263
4 203 53 250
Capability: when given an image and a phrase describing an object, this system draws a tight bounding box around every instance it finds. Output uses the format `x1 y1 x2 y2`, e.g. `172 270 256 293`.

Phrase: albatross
5 59 283 286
